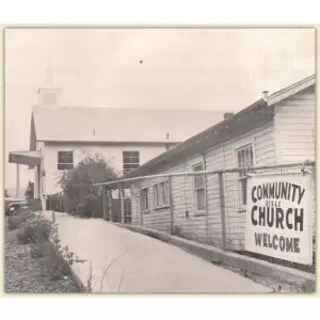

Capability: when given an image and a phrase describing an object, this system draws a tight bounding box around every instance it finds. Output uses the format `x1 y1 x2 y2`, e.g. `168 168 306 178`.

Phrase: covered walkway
8 150 42 202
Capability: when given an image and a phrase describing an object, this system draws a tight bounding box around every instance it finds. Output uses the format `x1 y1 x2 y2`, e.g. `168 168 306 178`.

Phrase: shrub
24 181 34 200
58 153 118 218
17 217 52 244
24 218 72 280
30 242 47 258
7 216 25 230
27 199 42 211
45 242 71 280
46 193 65 212
19 210 35 221
7 210 33 230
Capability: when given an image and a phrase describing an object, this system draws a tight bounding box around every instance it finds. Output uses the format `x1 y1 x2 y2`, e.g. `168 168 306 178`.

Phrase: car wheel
8 206 17 216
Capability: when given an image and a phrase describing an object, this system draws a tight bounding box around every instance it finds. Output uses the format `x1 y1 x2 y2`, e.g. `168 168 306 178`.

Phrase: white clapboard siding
173 154 208 243
131 162 186 234
131 185 142 226
274 86 316 243
274 87 315 163
254 125 276 166
311 167 316 240
204 123 275 250
130 87 315 254
130 122 276 250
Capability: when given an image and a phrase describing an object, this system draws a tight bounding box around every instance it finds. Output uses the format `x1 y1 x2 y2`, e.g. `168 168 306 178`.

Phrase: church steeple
38 59 61 108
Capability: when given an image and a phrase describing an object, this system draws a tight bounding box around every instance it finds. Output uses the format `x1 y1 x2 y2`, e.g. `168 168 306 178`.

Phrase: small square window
153 180 169 208
123 151 140 174
58 151 74 170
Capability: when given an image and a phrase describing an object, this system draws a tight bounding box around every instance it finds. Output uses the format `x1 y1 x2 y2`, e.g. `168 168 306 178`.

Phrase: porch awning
8 150 41 166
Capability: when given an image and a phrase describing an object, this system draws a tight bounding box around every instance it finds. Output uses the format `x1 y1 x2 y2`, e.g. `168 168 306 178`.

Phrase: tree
4 189 10 197
25 181 34 200
58 153 118 218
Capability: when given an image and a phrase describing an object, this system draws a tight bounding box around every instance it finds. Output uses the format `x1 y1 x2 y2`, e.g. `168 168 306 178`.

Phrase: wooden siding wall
274 86 316 237
131 163 186 233
274 87 315 163
205 123 276 249
130 122 276 250
172 154 208 243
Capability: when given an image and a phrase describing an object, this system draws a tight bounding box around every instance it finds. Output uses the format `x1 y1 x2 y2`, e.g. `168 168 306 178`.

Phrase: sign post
245 173 313 265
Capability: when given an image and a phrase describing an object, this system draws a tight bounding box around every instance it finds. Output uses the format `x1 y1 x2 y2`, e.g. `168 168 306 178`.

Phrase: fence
97 161 316 273
46 191 131 222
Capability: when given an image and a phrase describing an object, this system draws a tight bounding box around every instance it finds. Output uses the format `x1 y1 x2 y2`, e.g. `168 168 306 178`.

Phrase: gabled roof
268 74 315 106
31 106 224 144
123 74 315 178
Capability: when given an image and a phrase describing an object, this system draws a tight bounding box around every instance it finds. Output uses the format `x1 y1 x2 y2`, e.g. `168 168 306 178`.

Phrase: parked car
4 197 29 216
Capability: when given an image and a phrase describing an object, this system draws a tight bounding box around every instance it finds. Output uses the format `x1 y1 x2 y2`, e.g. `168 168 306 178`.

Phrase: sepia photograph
4 27 316 294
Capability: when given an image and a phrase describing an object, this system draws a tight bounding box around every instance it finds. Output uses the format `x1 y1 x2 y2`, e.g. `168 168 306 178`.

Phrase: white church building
8 69 224 209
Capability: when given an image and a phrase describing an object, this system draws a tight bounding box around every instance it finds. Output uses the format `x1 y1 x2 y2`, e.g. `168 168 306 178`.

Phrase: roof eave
121 75 316 180
122 101 273 179
39 140 181 145
268 74 315 106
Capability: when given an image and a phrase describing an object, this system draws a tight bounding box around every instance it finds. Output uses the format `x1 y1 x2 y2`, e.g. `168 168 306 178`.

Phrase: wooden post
105 188 110 221
60 193 62 212
202 153 209 243
139 186 144 227
168 176 174 235
105 189 109 220
40 153 46 211
108 189 113 222
34 165 40 199
119 184 125 224
34 166 38 199
16 163 20 198
129 184 133 224
102 186 107 220
218 172 227 250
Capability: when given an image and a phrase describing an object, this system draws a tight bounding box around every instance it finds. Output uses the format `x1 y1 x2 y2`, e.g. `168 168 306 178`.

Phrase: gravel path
5 226 80 293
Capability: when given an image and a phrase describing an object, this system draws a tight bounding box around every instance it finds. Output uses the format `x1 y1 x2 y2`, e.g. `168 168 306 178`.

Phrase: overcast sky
4 28 315 191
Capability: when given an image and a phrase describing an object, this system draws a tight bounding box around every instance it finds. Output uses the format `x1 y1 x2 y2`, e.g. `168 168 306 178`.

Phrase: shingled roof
30 106 224 145
123 74 315 178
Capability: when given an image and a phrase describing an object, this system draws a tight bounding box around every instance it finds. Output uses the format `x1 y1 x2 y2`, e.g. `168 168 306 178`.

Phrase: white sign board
245 173 313 264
